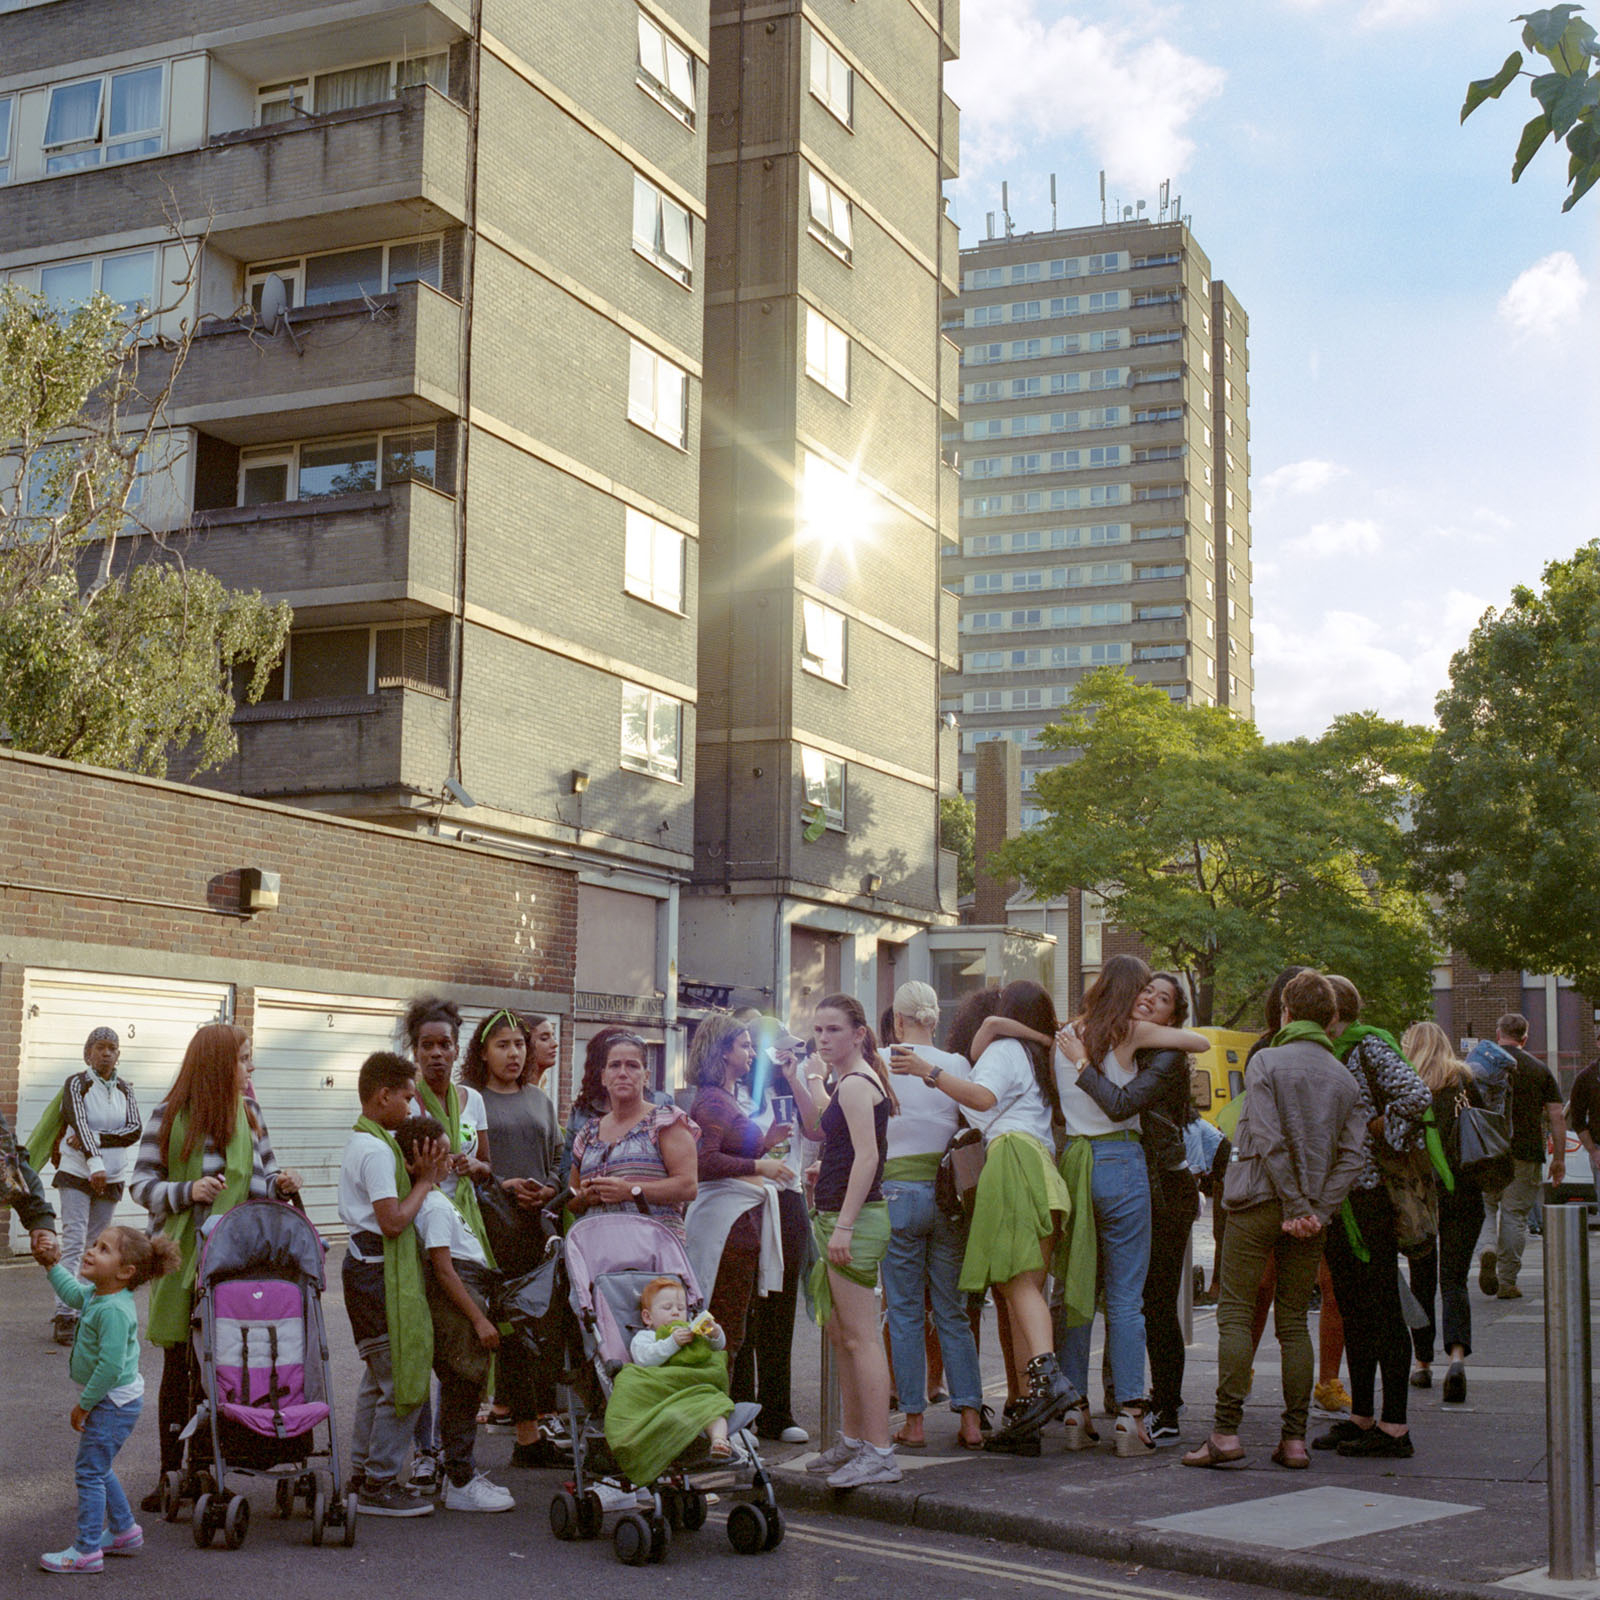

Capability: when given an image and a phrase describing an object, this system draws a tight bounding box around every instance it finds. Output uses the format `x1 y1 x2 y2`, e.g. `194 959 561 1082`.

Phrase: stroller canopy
197 1199 326 1290
563 1212 703 1368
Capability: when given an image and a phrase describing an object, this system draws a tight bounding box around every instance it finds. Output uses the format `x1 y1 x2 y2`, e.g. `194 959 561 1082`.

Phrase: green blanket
603 1328 732 1485
957 1132 1071 1295
808 1201 890 1327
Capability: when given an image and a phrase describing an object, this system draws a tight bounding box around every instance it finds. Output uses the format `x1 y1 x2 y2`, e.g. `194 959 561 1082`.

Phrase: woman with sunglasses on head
461 1010 563 1466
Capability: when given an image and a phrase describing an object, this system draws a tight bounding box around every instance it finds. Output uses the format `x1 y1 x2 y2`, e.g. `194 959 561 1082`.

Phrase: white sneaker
806 1434 861 1475
779 1424 810 1445
443 1472 514 1513
827 1444 902 1489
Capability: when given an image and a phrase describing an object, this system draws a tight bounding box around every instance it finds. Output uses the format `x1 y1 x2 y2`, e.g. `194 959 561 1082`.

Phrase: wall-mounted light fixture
238 868 281 914
569 769 590 795
862 872 883 895
443 777 477 809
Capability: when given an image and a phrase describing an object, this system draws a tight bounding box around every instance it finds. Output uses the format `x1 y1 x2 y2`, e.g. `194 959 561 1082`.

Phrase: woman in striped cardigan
129 1023 299 1509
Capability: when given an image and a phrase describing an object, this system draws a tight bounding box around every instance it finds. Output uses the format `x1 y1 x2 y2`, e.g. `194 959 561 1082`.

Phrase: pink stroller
172 1199 355 1550
548 1211 781 1564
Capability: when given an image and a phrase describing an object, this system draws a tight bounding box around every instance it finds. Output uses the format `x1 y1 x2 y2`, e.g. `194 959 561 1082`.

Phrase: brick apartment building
0 0 963 1076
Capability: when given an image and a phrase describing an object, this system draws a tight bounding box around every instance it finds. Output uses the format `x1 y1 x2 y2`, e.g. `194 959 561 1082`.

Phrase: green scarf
1272 1020 1339 1054
413 1077 496 1269
147 1100 256 1347
25 1091 66 1173
1055 1139 1102 1331
1335 1024 1454 1194
353 1116 433 1416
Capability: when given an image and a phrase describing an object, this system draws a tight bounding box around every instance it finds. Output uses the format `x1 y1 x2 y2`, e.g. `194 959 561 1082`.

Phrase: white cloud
1278 0 1450 23
947 2 1225 194
1252 590 1489 739
1498 252 1591 339
1286 517 1382 558
1258 458 1347 498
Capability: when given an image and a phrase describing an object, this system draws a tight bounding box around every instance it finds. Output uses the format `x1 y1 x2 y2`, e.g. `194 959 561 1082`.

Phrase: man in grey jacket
1183 971 1367 1468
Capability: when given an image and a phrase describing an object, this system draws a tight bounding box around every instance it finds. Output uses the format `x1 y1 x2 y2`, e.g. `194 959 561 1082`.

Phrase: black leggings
157 1344 194 1475
1323 1186 1411 1426
1145 1167 1200 1415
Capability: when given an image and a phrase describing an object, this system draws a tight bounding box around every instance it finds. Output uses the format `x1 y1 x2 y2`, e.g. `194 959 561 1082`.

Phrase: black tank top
814 1073 889 1212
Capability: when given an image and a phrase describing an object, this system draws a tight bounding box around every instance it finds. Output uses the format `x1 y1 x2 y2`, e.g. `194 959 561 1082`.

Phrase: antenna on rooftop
257 273 303 356
1050 173 1058 230
985 211 996 240
1159 179 1171 222
1001 181 1014 237
1099 170 1107 225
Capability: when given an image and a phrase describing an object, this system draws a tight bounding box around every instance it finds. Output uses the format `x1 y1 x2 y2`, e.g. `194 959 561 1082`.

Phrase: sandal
1061 1402 1101 1451
1271 1442 1310 1470
709 1438 734 1460
1182 1436 1247 1469
892 1429 927 1450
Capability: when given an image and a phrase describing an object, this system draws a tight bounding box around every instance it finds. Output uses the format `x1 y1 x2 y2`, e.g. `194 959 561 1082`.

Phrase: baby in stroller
608 1277 734 1475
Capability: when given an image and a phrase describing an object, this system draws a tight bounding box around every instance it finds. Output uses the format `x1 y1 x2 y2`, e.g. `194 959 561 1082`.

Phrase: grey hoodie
1222 1038 1368 1224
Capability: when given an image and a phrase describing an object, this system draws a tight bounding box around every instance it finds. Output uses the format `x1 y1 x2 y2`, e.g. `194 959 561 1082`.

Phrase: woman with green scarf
128 1023 300 1510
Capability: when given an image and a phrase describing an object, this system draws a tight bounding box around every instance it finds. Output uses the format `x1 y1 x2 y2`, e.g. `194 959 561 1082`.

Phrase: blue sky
946 0 1600 739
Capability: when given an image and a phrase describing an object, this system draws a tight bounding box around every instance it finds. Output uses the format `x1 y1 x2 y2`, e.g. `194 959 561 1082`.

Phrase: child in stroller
543 1211 784 1564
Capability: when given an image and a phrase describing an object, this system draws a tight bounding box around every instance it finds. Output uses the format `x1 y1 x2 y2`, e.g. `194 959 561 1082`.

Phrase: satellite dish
258 273 290 326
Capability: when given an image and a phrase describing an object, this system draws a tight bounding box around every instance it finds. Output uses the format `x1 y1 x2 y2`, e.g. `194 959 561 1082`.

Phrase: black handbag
475 1178 555 1276
934 1127 985 1228
1456 1101 1513 1191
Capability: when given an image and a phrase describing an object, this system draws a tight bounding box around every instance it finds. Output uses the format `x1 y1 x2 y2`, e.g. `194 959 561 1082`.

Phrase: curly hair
688 1013 752 1090
400 995 461 1053
575 1028 647 1116
461 1010 543 1090
105 1226 181 1288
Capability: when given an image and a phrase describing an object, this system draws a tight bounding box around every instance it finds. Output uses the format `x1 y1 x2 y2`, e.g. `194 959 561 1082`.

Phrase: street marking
782 1516 1204 1599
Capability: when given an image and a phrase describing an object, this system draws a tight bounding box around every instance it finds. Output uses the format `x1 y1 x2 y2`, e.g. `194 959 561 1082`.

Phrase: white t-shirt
1056 1048 1139 1138
59 1072 138 1184
438 1084 486 1200
884 1046 968 1162
414 1186 488 1268
339 1131 400 1261
963 1039 1054 1148
630 1322 727 1365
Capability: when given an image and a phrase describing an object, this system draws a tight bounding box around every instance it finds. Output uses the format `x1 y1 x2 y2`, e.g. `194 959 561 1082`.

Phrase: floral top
1344 1036 1432 1193
570 1102 699 1239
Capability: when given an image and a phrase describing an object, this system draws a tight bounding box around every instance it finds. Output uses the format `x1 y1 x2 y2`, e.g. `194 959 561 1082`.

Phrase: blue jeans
75 1395 141 1552
1056 1139 1152 1407
881 1180 984 1413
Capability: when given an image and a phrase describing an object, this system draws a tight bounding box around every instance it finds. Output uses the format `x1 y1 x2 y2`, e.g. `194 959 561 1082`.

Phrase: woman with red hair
129 1023 300 1509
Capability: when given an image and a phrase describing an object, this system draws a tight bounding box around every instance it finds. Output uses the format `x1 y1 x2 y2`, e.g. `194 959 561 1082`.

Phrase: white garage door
11 971 234 1250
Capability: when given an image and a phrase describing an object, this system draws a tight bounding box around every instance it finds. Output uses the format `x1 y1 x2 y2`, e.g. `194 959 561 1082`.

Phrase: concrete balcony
939 95 960 182
939 587 960 670
179 480 458 620
154 280 461 444
0 86 468 261
210 684 450 805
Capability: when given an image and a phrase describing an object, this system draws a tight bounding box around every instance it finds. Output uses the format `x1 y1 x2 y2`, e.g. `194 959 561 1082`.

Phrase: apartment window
632 174 693 285
621 683 683 780
246 236 442 310
1012 688 1042 709
238 426 436 505
256 54 445 124
623 507 686 612
17 248 156 318
804 306 850 399
806 168 853 262
44 64 164 173
809 27 853 127
0 95 12 184
259 621 448 702
801 747 845 829
637 11 696 125
627 340 688 448
967 691 1003 712
801 599 847 685
1138 604 1183 621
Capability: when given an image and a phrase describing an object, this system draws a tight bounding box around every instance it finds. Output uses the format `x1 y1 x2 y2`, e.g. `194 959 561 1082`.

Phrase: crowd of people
0 965 1578 1570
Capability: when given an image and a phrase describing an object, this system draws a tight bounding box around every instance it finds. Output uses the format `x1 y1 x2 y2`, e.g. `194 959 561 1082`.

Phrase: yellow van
1189 1027 1256 1125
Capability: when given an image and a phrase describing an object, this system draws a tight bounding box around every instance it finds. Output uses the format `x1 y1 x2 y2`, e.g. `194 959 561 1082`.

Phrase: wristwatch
926 1065 944 1087
630 1185 643 1199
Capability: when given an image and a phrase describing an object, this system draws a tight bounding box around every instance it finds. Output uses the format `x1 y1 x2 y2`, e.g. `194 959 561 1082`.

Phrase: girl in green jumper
36 1225 180 1574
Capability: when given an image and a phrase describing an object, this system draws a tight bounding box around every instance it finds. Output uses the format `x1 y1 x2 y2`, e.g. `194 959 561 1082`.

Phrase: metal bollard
1544 1204 1595 1580
1180 1232 1194 1347
820 1329 842 1452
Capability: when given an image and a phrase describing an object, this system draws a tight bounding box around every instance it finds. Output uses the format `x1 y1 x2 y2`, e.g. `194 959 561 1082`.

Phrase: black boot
998 1353 1076 1439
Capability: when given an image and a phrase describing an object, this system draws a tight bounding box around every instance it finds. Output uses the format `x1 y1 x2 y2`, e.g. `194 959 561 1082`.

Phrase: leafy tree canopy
940 792 976 897
991 670 1437 1031
1463 5 1600 210
0 281 289 777
1413 542 1600 997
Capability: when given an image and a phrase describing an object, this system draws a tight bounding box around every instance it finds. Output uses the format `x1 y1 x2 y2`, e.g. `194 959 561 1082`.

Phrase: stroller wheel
614 1511 652 1566
160 1470 186 1523
549 1490 579 1541
659 1487 682 1529
577 1490 605 1540
341 1496 359 1548
763 1505 786 1551
310 1485 327 1546
192 1493 215 1549
648 1514 671 1564
223 1495 251 1550
680 1491 708 1532
727 1501 769 1555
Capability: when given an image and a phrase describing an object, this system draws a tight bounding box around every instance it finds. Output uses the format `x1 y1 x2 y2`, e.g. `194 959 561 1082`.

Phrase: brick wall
0 748 577 1118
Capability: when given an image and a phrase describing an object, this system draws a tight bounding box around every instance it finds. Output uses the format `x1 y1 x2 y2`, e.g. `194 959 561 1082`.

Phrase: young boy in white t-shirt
394 1115 513 1513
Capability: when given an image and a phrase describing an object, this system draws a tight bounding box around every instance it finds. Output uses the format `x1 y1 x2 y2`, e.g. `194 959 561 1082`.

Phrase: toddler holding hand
36 1225 180 1574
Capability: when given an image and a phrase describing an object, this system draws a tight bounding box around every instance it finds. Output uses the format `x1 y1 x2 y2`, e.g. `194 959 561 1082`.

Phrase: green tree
940 792 976 897
1413 542 1600 997
1462 5 1600 211
0 279 289 776
992 670 1437 1030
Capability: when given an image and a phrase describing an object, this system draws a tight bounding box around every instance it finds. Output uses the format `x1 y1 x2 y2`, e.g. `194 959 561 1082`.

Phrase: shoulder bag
1354 1042 1439 1258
